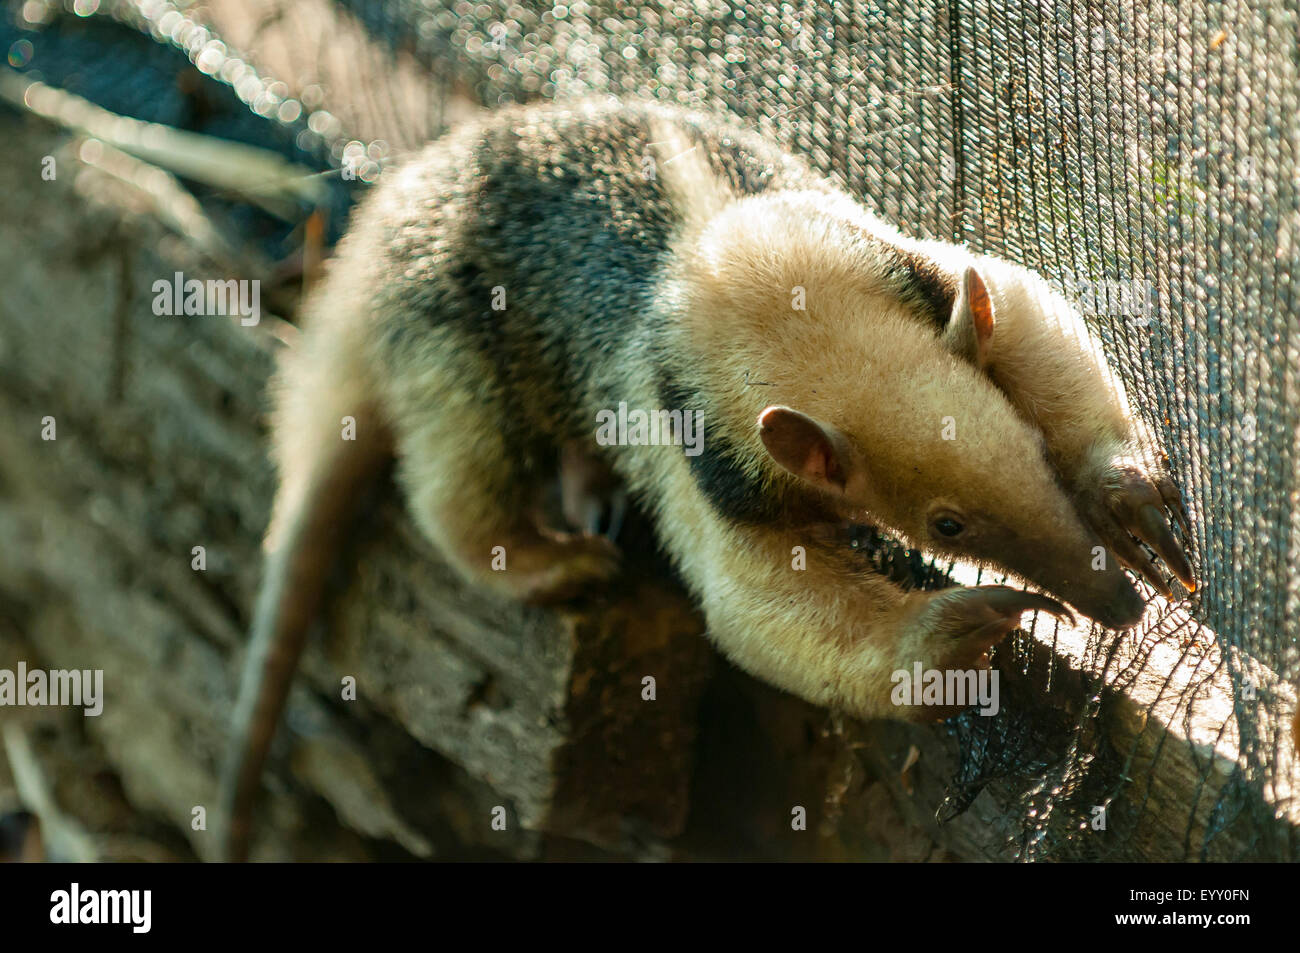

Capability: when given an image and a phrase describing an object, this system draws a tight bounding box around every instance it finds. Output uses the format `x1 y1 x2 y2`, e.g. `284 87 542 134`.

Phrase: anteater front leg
706 528 1068 720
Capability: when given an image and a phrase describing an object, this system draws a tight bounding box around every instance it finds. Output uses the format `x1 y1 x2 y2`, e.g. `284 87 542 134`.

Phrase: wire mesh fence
3 0 1296 859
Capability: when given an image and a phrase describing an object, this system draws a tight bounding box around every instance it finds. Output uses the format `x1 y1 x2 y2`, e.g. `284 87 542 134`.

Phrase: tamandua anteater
220 98 1195 860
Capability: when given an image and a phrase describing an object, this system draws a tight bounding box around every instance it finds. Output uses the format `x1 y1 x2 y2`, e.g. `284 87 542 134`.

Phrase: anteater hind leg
560 440 628 540
393 391 620 603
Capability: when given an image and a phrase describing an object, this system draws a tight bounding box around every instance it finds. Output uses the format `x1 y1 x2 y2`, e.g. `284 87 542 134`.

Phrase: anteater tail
219 315 391 862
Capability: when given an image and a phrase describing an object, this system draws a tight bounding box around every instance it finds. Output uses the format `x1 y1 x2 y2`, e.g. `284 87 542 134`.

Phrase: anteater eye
934 516 964 538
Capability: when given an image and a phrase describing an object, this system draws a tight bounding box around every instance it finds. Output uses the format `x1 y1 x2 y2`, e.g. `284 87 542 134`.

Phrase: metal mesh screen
8 0 1296 859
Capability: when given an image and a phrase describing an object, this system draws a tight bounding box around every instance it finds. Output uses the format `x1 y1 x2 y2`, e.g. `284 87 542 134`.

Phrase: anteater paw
895 586 1072 720
917 585 1072 667
1077 459 1195 599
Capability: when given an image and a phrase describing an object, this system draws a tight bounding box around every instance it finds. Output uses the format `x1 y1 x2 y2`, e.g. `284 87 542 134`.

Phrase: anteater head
695 192 1146 628
757 392 1143 630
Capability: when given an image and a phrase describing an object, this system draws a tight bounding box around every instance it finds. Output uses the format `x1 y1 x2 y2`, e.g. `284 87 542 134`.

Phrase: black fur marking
888 249 959 332
656 366 781 525
688 440 784 525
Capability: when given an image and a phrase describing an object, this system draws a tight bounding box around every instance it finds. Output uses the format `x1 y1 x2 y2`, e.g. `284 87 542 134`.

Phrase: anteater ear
944 266 996 369
757 405 853 494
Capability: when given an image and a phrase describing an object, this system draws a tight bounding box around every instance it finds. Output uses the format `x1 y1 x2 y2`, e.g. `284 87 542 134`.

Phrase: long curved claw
963 586 1074 625
902 586 1073 722
560 442 627 542
1156 472 1193 541
926 585 1073 649
1089 463 1196 596
1105 521 1174 599
1136 504 1194 591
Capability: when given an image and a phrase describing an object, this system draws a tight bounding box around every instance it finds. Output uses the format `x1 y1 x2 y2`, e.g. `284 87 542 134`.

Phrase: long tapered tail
219 382 390 861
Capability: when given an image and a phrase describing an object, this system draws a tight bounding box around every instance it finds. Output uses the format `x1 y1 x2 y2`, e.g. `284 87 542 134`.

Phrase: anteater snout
1016 547 1147 631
